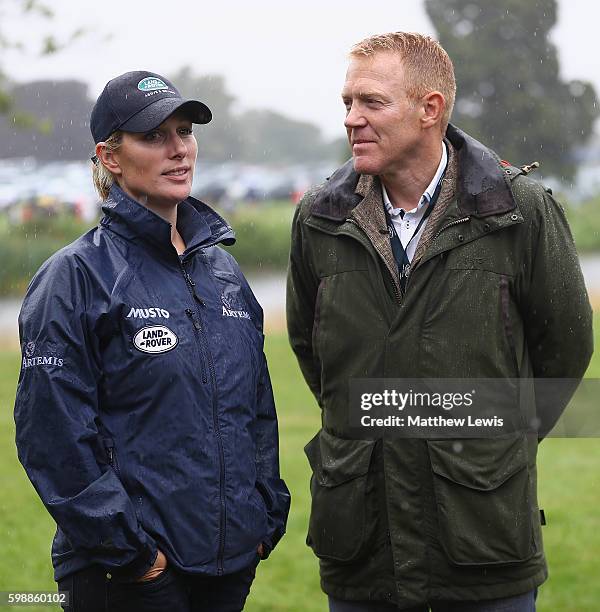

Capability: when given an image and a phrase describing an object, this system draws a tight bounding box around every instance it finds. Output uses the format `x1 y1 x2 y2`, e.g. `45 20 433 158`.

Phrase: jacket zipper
402 216 471 294
181 265 206 306
432 216 470 241
184 309 208 384
105 439 122 480
207 328 227 576
345 218 402 305
336 216 470 303
179 259 227 575
180 261 208 384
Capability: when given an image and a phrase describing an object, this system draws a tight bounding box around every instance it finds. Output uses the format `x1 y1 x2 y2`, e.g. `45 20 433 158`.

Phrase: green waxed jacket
286 125 593 607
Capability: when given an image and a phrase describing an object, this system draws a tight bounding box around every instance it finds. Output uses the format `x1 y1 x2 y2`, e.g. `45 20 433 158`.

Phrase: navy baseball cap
90 71 212 143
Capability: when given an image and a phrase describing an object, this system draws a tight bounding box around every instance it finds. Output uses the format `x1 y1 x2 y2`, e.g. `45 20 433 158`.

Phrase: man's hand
257 543 264 559
137 549 167 582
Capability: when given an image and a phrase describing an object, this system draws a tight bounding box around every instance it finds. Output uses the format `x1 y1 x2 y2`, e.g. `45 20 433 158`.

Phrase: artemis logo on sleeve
221 295 250 320
25 342 35 357
22 342 64 369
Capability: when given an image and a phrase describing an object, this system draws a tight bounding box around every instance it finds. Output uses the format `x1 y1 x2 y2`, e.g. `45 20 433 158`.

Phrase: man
286 32 593 611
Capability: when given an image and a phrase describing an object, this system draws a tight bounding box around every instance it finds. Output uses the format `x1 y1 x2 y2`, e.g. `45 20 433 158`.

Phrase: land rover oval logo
133 325 178 354
137 77 168 92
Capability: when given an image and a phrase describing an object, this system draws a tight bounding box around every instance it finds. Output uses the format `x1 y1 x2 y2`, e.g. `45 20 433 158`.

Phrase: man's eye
178 127 194 136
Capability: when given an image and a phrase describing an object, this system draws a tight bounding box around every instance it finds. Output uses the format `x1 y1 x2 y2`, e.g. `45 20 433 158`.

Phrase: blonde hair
350 32 456 131
92 131 123 200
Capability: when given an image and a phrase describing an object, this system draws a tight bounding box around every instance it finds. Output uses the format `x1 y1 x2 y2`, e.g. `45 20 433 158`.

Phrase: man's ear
95 142 122 176
420 91 445 130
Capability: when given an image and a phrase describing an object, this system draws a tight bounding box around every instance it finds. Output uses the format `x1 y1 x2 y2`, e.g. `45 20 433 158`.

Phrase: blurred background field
2 196 600 298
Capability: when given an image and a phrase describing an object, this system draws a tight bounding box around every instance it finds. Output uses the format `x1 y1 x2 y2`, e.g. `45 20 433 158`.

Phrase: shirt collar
382 141 448 216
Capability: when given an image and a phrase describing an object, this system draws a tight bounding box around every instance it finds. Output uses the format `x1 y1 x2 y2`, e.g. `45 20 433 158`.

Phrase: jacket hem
320 567 548 606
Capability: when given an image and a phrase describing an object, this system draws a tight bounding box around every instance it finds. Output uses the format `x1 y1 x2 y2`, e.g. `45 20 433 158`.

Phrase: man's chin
352 157 379 176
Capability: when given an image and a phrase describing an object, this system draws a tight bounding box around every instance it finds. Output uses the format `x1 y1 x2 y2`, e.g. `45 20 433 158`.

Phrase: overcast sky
2 0 598 139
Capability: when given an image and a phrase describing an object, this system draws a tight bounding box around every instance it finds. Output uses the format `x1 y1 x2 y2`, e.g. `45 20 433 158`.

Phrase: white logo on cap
137 77 168 92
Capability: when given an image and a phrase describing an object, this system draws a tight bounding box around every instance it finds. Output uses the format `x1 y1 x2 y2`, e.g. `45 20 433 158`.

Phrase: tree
425 0 599 180
0 0 86 128
237 109 333 163
171 66 342 164
170 67 242 161
0 80 93 160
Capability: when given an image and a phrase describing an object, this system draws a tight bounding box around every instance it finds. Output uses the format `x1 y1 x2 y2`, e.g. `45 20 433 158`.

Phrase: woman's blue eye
143 130 161 141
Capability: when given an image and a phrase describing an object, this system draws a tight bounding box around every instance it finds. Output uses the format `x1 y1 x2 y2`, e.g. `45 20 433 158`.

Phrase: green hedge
221 202 294 272
0 203 295 296
1 196 599 297
0 215 96 295
563 196 600 253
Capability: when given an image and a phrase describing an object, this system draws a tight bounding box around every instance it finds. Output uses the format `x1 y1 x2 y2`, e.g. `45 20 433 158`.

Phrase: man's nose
344 103 367 129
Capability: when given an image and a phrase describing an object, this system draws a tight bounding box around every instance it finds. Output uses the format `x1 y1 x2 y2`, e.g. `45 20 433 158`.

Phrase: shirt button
106 573 112 580
458 234 465 242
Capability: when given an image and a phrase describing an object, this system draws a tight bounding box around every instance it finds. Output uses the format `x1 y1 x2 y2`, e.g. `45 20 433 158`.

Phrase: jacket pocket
304 429 376 563
427 435 535 566
103 438 145 525
499 274 520 376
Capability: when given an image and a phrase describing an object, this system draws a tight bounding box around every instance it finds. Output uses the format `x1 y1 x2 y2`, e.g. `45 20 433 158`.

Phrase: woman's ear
95 142 122 176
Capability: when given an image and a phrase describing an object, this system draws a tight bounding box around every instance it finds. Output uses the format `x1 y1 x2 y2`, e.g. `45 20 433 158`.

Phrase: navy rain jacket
14 185 290 581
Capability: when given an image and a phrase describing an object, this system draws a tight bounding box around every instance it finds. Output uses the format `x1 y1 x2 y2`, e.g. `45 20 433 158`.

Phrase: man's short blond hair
350 32 456 131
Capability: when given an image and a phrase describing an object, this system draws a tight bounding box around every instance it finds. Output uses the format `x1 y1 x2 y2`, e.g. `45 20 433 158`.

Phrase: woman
14 71 290 612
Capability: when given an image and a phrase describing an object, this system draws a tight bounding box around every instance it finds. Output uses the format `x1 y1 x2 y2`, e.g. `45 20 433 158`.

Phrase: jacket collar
100 184 235 257
311 124 517 221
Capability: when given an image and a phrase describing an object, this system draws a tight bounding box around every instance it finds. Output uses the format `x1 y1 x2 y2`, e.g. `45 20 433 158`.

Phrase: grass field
0 321 598 611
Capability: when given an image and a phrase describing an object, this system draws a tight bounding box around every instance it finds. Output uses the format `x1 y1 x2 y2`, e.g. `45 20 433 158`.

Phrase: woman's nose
169 133 188 158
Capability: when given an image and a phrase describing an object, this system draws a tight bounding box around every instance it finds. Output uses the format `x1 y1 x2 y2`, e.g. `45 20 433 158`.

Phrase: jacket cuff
109 545 158 582
262 519 288 560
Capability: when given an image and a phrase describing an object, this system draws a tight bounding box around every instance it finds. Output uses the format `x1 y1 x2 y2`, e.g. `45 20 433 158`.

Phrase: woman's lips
162 167 190 180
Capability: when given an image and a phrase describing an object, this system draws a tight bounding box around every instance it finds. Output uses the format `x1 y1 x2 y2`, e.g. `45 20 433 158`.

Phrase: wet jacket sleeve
238 272 290 558
518 184 594 437
286 200 322 402
254 352 291 558
14 254 157 579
